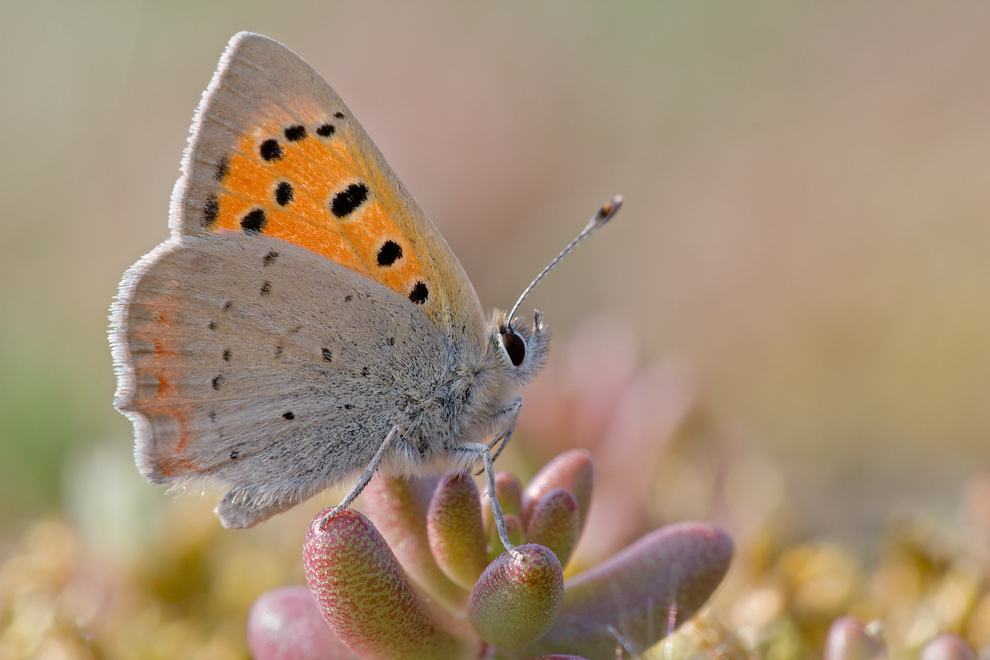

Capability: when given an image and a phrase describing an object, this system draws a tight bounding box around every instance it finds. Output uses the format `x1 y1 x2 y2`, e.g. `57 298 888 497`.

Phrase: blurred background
1 0 989 551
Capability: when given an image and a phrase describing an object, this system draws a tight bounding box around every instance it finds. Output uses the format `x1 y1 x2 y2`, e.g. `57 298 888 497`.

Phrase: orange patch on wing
338 198 424 294
130 294 196 466
278 126 360 197
205 107 427 301
157 455 200 477
265 209 364 270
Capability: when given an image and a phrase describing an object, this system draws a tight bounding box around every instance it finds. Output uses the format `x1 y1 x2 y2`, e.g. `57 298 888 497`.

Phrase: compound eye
501 330 526 367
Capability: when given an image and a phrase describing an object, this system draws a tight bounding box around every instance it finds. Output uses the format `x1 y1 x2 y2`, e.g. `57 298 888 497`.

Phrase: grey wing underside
111 231 446 527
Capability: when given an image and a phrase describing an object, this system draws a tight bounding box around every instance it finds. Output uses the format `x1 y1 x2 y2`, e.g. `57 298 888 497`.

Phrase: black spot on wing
322 348 332 362
377 240 402 267
212 375 224 391
203 195 220 228
409 281 429 305
284 125 306 141
263 250 279 265
333 111 345 119
330 183 369 218
260 281 271 296
241 208 266 234
215 156 229 181
282 411 295 420
275 181 293 206
316 123 335 137
260 139 283 161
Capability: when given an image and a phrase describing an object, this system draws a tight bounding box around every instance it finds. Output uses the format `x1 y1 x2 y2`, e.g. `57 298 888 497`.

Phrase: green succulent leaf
469 543 564 649
427 472 489 590
526 487 581 568
304 508 480 660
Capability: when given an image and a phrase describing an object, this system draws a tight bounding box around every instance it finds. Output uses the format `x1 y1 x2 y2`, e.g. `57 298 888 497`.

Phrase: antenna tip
590 195 623 229
599 194 623 219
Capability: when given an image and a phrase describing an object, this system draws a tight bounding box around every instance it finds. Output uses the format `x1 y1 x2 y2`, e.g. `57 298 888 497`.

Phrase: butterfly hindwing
113 232 448 527
175 32 486 348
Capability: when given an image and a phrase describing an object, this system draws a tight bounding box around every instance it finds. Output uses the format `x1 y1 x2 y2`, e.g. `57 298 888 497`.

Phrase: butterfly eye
501 330 526 367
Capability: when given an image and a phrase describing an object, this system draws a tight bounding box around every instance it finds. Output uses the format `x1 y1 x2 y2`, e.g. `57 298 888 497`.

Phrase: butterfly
110 32 619 550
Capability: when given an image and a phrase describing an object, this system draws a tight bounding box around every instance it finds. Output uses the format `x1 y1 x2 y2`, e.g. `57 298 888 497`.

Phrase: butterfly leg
480 398 524 551
488 396 523 463
457 440 517 553
322 426 398 524
473 396 522 474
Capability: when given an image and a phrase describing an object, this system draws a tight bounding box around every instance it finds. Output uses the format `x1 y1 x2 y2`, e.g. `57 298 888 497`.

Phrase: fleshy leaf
495 472 524 519
361 475 465 608
526 488 581 568
246 585 362 660
427 472 489 590
521 522 733 659
920 634 976 660
469 543 564 649
823 616 884 660
304 508 480 660
481 472 524 543
489 513 525 559
523 449 593 531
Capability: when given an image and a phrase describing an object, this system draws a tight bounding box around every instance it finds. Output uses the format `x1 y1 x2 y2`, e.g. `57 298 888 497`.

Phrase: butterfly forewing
175 32 486 347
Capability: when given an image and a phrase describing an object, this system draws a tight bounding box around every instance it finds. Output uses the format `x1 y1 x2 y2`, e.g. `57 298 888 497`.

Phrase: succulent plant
246 449 733 659
823 615 978 660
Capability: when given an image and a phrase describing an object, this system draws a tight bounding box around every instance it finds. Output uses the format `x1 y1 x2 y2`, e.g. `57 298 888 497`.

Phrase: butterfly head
491 309 550 388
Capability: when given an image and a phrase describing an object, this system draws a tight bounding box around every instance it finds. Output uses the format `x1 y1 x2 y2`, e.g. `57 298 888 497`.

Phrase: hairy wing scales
113 233 447 525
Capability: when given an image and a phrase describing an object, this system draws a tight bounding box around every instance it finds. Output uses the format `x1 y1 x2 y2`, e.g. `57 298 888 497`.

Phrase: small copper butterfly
110 32 619 550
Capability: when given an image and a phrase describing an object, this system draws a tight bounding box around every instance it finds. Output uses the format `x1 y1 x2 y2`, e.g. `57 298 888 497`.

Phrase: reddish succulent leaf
523 450 593 531
526 488 581 568
824 616 885 660
489 513 525 559
250 452 735 660
246 585 362 660
304 508 480 660
361 475 465 609
469 544 564 649
522 522 732 659
495 472 524 518
427 472 489 589
481 472 524 544
921 634 976 660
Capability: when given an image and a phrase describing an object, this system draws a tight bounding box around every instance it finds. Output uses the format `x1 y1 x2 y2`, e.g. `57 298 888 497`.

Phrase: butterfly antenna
507 195 623 322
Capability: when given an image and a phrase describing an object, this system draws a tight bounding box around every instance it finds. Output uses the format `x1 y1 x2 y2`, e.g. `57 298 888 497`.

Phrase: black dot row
255 113 346 164
200 198 429 305
202 179 370 232
211 114 345 186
